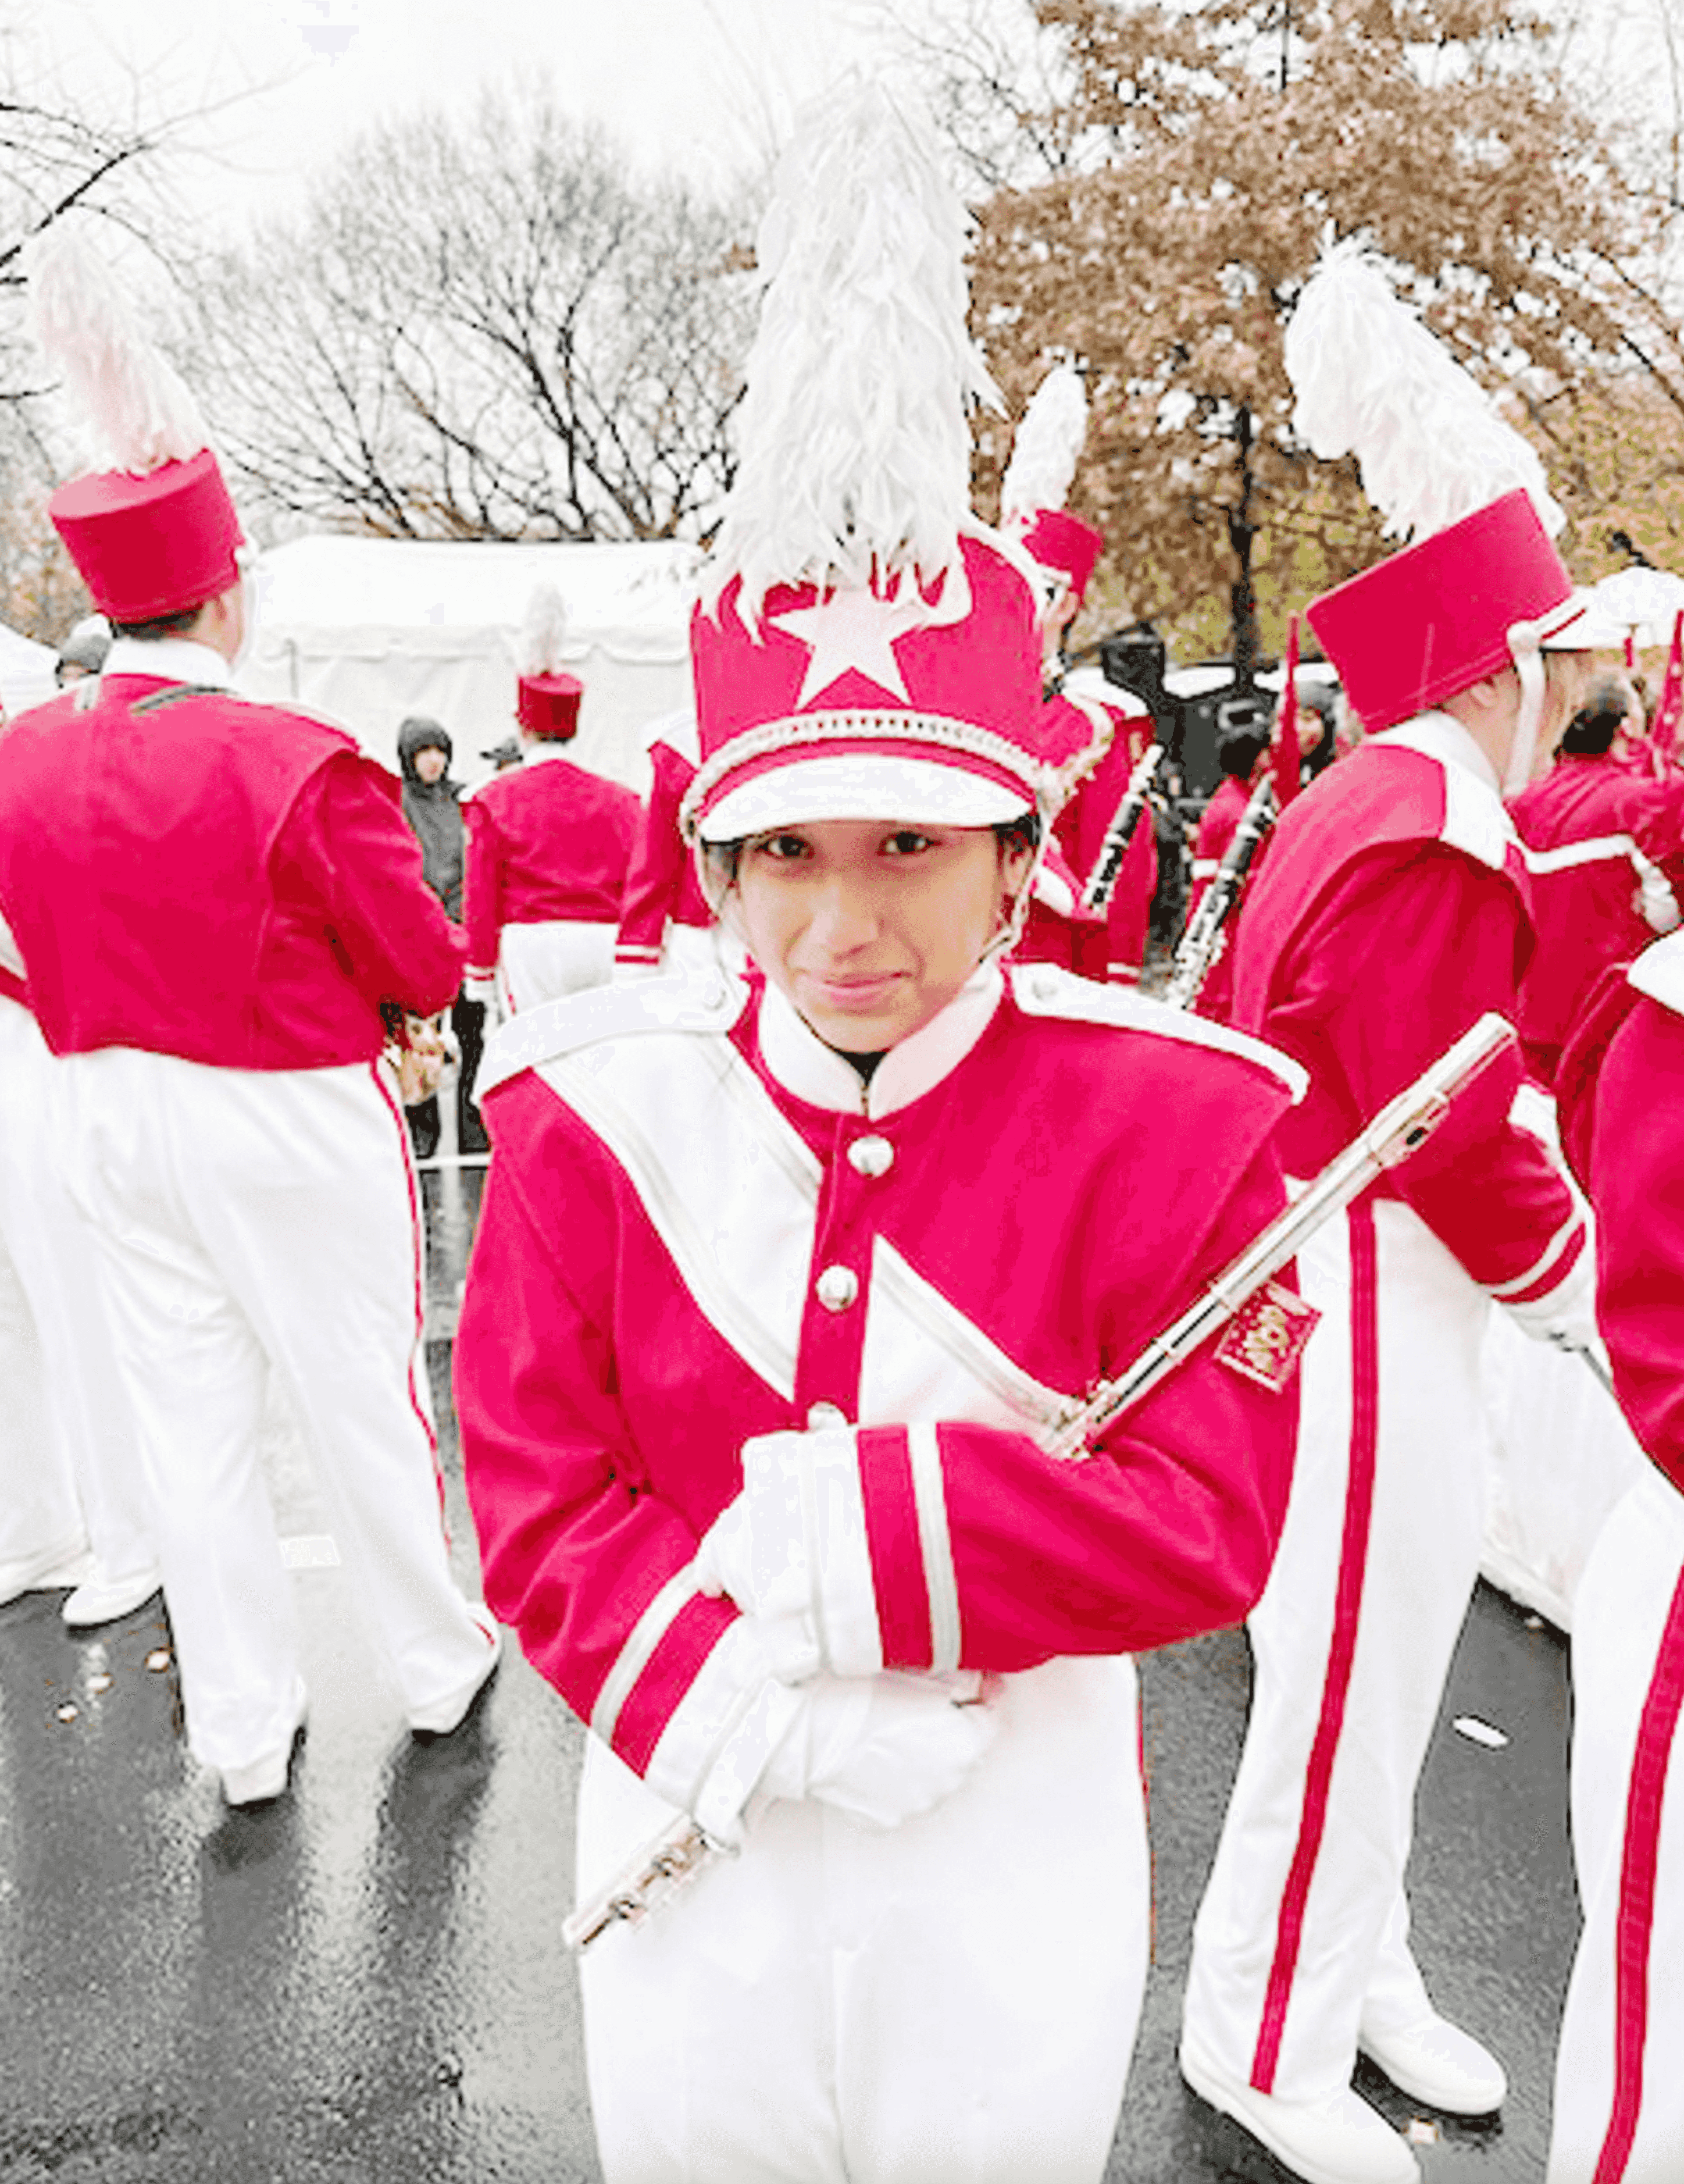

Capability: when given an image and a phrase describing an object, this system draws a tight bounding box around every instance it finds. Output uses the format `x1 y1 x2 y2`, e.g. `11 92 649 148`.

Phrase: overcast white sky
32 0 956 234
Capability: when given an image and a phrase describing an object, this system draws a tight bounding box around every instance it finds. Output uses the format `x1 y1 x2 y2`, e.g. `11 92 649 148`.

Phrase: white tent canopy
242 536 703 792
0 621 57 719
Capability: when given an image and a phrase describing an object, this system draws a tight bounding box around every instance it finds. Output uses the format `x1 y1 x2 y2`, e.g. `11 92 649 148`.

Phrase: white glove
759 1673 997 1831
691 1429 880 1679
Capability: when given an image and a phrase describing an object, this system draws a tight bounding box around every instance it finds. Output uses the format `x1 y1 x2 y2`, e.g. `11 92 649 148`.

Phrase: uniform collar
757 963 1004 1119
521 740 579 767
102 636 235 689
1379 709 1501 795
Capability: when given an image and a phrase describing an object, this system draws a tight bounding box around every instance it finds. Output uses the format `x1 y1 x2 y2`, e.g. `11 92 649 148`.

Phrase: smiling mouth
804 971 904 1005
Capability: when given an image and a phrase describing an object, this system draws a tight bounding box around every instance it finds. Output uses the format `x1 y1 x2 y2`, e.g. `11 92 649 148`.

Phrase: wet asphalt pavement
1 1159 1581 2184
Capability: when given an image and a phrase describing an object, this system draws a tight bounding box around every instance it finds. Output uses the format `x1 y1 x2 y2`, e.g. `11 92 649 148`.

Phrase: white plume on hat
1000 364 1088 525
25 218 210 475
1284 239 1563 543
705 78 1001 622
518 583 569 677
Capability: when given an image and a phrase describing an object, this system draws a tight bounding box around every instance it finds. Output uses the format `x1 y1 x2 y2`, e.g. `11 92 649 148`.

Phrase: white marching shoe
221 1681 309 1808
1358 2010 1507 2115
61 1565 162 1629
407 1616 502 1737
1180 2032 1420 2184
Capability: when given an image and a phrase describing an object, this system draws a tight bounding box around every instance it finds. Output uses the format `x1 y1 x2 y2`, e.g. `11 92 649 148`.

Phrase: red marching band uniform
1508 742 1684 1087
1546 934 1684 2181
611 715 720 980
455 88 1305 2184
999 368 1160 986
463 609 643 1012
1180 244 1619 2184
0 225 498 1803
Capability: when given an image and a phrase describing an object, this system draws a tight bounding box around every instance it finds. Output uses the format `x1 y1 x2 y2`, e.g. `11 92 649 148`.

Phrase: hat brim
1537 590 1630 651
696 752 1030 842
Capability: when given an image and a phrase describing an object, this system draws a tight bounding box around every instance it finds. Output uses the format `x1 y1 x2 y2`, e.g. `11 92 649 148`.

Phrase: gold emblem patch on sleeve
1215 1281 1320 1392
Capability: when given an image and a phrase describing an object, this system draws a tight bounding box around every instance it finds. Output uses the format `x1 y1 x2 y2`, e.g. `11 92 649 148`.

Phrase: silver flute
566 1010 1516 1949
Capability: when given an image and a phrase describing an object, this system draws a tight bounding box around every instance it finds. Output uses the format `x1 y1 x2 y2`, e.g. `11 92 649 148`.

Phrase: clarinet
1081 744 1165 913
564 1011 1517 1951
1161 775 1277 1011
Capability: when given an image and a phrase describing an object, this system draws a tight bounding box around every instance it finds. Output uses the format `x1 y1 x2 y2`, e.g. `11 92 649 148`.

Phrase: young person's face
732 817 1033 1052
413 746 449 785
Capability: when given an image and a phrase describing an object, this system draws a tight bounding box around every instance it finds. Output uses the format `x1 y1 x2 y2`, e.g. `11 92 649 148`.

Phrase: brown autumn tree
952 0 1646 672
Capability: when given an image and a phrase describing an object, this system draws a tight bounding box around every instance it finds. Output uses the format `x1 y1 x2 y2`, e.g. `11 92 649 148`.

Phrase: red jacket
1018 688 1157 984
1507 753 1684 1087
0 670 460 1067
1557 936 1684 1493
1227 715 1584 1300
464 750 642 980
457 965 1302 1784
614 740 714 973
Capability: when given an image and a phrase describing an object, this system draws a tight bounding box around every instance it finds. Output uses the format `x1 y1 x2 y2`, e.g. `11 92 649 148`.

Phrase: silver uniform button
847 1134 894 1179
806 1401 848 1429
814 1265 860 1313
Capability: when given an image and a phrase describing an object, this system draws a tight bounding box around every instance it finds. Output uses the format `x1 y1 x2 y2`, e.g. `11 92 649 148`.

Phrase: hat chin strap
1504 619 1547 799
979 816 1052 966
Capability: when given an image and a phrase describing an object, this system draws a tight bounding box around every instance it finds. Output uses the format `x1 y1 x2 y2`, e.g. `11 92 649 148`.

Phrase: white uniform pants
498 919 617 1013
578 1655 1149 2184
0 1039 83 1598
60 1049 491 1776
1548 1471 1684 2183
0 999 154 1589
1185 1195 1490 2102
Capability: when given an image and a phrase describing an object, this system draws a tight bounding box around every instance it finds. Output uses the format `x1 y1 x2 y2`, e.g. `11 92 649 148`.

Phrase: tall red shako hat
1284 243 1621 793
28 220 242 624
516 583 583 738
999 364 1105 606
681 84 1095 847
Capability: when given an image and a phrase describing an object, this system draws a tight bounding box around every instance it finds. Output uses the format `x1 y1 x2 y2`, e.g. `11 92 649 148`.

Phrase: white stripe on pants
1549 1470 1684 2183
578 1655 1148 2184
1185 1194 1490 2102
60 1048 489 1775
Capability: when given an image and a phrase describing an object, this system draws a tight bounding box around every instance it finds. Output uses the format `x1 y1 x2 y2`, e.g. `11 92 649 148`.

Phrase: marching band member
1001 365 1160 984
1509 673 1684 1088
456 86 1307 2183
0 222 498 1804
1181 246 1616 2184
610 707 720 981
462 586 642 1014
1547 933 1684 2182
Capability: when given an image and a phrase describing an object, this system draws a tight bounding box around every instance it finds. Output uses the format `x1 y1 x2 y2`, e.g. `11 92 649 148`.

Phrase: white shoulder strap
1629 929 1684 1019
1008 961 1308 1102
477 968 749 1097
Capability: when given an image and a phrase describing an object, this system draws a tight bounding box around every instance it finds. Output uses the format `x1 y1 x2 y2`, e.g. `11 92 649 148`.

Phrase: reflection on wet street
0 1161 1578 2182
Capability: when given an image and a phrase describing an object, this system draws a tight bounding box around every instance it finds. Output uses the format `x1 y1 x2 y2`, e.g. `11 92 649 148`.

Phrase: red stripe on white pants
1252 1196 1380 2092
1593 1564 1684 2183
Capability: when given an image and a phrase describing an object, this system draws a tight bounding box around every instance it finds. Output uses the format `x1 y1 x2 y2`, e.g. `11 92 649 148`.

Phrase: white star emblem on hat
770 585 934 709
